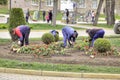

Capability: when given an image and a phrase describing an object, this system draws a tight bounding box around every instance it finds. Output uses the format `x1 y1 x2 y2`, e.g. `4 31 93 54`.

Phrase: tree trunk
106 0 111 25
106 0 115 25
111 0 115 24
52 0 58 26
93 0 104 26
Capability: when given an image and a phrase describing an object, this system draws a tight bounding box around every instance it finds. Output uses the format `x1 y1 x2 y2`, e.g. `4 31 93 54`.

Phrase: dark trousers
21 28 30 46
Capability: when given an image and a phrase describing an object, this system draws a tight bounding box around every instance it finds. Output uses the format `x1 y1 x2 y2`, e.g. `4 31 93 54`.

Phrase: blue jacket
62 26 75 47
88 29 105 47
15 25 30 43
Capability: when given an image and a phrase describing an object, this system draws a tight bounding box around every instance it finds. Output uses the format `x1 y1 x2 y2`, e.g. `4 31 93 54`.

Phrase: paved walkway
0 15 119 39
0 72 118 80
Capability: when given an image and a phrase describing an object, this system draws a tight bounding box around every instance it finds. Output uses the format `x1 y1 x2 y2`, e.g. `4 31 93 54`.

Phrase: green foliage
8 8 25 41
16 42 65 56
94 38 111 53
28 24 84 30
0 0 7 5
41 33 55 44
0 24 8 29
74 40 89 51
54 34 59 42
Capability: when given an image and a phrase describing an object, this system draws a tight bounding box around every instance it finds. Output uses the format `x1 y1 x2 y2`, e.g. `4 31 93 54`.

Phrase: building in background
8 0 120 15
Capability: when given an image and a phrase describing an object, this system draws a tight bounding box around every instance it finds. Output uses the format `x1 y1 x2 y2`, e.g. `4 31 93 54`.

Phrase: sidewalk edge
0 68 120 79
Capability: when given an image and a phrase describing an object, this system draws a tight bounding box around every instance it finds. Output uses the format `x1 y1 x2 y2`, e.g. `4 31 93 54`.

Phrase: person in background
50 30 59 37
25 8 30 23
12 25 31 46
62 26 78 48
46 12 49 23
65 9 69 24
48 10 52 23
91 11 95 23
42 10 46 21
86 28 105 47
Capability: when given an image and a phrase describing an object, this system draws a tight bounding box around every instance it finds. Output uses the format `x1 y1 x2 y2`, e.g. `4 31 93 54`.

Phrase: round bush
94 38 111 53
41 33 55 44
54 34 59 42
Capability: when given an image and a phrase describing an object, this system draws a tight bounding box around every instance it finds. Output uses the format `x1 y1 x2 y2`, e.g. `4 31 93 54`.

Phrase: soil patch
0 41 120 67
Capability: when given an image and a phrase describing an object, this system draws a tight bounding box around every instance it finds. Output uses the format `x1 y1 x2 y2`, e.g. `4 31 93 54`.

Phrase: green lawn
0 23 85 30
0 5 9 14
0 58 120 74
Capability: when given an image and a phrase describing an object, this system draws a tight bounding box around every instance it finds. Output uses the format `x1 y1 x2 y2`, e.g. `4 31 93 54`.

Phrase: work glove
18 40 21 45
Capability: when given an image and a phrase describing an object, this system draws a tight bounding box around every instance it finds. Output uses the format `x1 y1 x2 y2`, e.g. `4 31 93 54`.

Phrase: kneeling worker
12 25 31 46
62 26 78 48
86 28 105 47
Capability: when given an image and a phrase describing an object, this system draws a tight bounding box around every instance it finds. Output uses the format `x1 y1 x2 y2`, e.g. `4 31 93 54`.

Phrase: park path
0 14 119 39
0 72 117 80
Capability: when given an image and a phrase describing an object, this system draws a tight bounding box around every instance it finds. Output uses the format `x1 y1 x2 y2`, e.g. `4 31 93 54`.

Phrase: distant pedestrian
86 28 105 47
46 12 49 23
62 26 78 48
12 25 31 46
25 9 30 23
48 10 52 23
91 11 95 22
65 9 69 24
42 11 46 21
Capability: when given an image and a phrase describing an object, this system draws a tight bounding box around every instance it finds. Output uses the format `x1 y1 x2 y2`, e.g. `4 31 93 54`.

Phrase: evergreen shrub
41 33 55 44
94 38 111 53
8 8 25 41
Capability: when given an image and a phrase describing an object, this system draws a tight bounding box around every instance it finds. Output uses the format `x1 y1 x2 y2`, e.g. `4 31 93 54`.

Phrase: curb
0 68 120 79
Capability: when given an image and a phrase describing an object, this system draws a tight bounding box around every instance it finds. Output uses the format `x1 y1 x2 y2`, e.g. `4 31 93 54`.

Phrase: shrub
94 38 111 53
0 0 7 5
54 34 59 42
41 33 55 44
0 24 8 29
8 8 25 41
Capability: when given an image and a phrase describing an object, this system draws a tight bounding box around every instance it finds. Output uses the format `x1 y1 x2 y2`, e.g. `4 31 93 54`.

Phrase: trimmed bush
94 38 111 53
54 34 59 42
8 8 25 41
41 33 55 44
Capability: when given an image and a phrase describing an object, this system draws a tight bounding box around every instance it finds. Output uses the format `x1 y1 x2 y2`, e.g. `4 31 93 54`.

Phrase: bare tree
52 0 58 26
106 0 115 25
93 0 104 26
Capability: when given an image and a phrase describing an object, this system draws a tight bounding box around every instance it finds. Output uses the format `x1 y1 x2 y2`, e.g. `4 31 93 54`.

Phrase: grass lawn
0 58 120 74
0 5 9 14
0 23 85 30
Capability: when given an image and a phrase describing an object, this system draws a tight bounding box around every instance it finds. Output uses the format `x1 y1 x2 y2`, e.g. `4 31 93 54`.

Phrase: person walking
91 11 95 23
42 10 46 21
25 9 30 23
46 12 49 23
65 9 69 24
86 28 105 47
62 26 78 48
12 25 31 46
48 10 52 23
